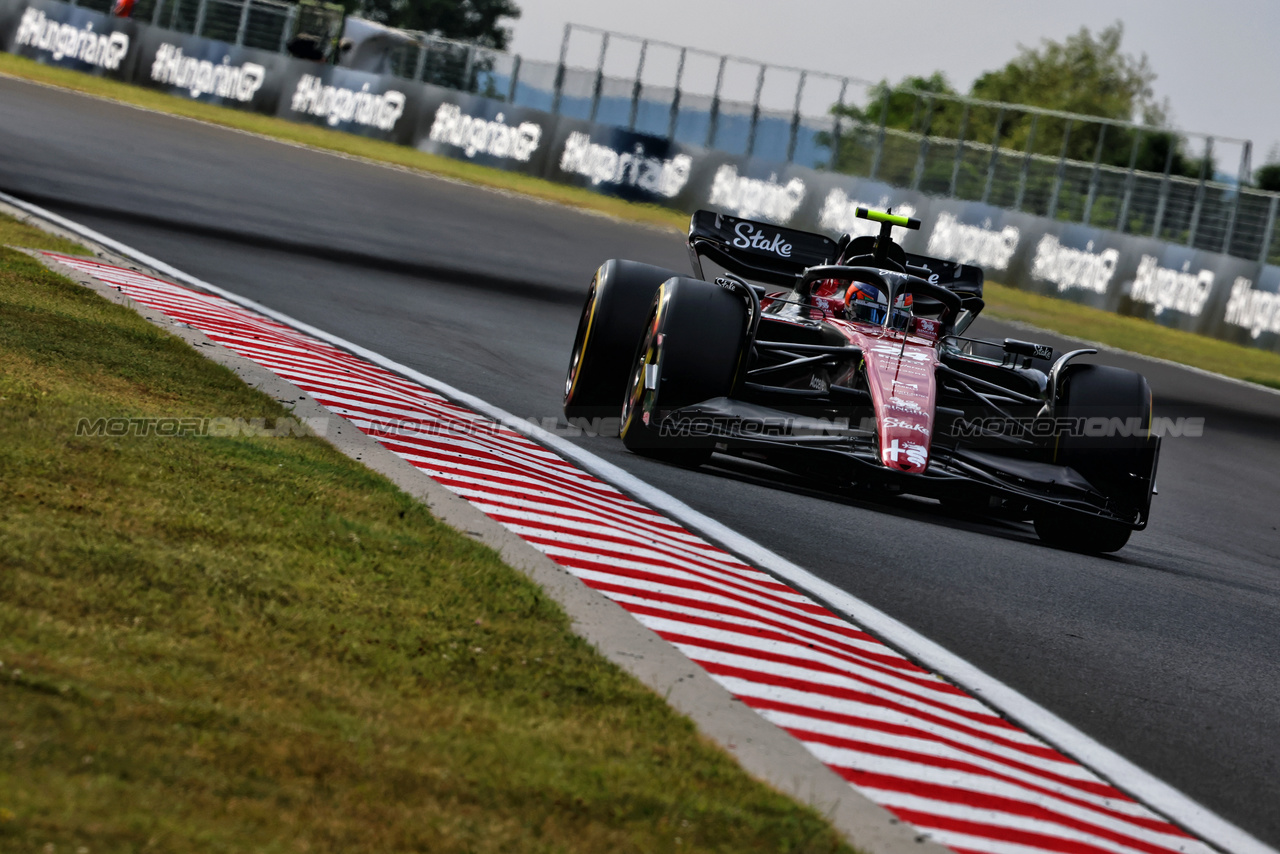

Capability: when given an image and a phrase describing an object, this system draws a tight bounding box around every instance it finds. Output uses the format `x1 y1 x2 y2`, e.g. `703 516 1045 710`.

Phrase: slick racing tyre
1034 364 1158 554
620 276 749 466
563 260 682 422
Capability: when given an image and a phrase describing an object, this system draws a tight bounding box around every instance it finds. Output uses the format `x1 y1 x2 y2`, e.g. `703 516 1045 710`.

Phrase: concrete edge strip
4 190 1275 854
4 208 946 854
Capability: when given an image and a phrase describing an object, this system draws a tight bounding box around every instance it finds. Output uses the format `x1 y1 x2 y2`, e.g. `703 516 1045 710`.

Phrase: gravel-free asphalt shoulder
3 76 1278 846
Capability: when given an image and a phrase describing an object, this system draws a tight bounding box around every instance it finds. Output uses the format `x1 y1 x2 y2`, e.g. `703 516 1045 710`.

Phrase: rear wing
688 211 838 286
688 210 983 298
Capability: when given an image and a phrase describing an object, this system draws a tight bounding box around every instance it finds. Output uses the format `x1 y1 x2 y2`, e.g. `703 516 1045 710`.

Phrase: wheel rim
563 282 597 403
621 303 661 433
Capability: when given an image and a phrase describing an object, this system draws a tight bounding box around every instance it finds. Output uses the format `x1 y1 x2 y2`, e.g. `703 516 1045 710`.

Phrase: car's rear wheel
564 260 682 422
620 277 749 466
1033 364 1157 553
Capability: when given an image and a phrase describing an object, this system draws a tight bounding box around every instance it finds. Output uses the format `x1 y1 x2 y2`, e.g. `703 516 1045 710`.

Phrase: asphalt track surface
4 77 1279 847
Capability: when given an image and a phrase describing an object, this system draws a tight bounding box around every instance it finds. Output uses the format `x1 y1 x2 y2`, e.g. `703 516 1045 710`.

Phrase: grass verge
0 226 853 852
3 53 1277 390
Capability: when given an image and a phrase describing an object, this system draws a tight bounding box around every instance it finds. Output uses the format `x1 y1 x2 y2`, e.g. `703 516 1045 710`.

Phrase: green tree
1255 163 1280 192
825 22 1209 181
968 22 1210 177
347 0 521 49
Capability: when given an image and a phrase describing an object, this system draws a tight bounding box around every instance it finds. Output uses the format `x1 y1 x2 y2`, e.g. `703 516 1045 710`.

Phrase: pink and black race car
564 208 1159 553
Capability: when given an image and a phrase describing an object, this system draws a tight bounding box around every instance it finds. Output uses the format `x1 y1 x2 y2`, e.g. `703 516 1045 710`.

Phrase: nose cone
880 436 929 473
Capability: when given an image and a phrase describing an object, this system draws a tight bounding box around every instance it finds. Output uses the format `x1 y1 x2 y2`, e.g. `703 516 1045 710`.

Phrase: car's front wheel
620 277 749 466
564 259 682 422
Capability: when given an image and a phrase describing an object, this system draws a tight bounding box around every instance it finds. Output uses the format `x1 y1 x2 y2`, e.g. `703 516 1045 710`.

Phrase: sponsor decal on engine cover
290 75 405 131
428 103 541 161
708 165 806 223
14 7 128 70
927 212 1020 271
1128 255 1214 317
1030 234 1120 295
150 44 265 102
558 132 691 198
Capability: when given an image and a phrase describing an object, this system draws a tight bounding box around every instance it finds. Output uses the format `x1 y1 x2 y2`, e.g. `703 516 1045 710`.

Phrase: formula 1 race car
563 208 1159 553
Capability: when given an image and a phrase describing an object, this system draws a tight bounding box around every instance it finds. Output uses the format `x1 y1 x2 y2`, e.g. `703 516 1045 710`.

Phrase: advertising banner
132 27 287 114
413 87 554 178
0 0 137 80
544 118 699 207
275 62 422 146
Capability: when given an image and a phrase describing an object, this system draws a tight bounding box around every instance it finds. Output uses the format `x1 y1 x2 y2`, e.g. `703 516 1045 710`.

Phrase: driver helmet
845 283 912 326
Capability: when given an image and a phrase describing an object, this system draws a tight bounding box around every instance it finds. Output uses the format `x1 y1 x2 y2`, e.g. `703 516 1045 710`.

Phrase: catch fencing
323 21 1280 270
544 25 1272 266
63 0 340 53
2 0 1278 354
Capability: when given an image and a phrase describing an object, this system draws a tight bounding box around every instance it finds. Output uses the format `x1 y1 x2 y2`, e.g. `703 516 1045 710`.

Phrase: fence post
627 40 647 131
869 86 891 180
193 0 208 37
786 71 806 164
980 107 1005 204
1014 113 1037 211
412 42 427 82
1117 129 1142 232
949 102 970 198
588 33 608 122
276 2 297 52
235 0 252 46
828 77 847 171
1221 143 1251 256
150 0 165 26
1082 124 1107 225
706 55 727 149
506 55 521 103
1046 119 1073 220
910 95 934 192
1258 194 1278 265
745 64 766 157
1187 136 1213 247
667 47 685 140
1151 140 1176 237
551 24 570 116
